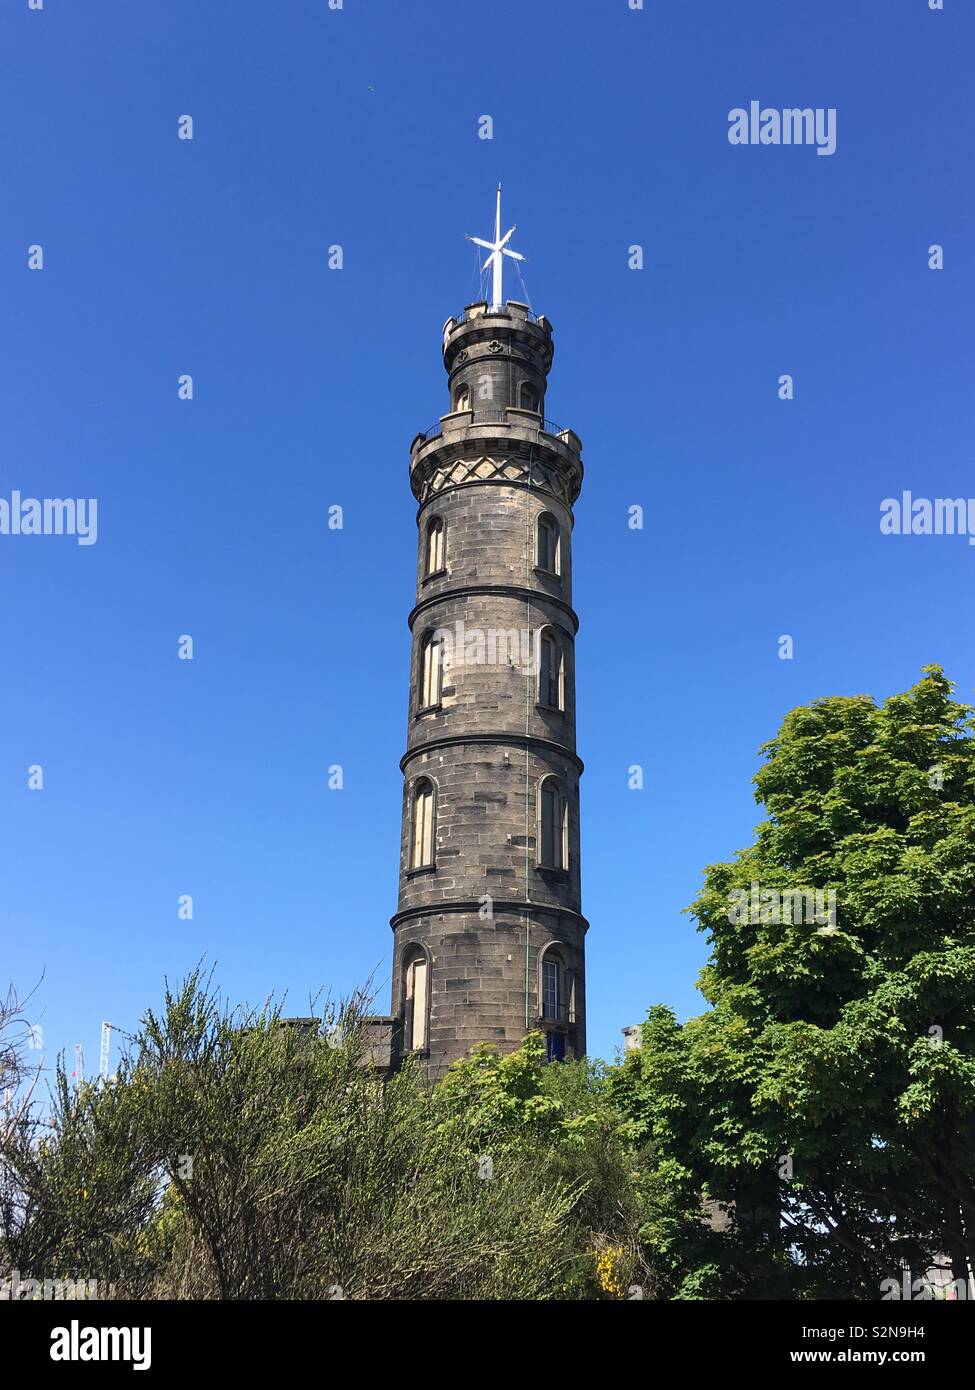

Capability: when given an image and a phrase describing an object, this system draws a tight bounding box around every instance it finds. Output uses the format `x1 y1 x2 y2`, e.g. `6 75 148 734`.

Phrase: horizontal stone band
409 584 579 634
390 899 590 933
400 731 584 774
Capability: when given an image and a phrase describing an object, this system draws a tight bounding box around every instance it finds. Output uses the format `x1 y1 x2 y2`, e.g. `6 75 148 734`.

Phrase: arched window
519 381 539 412
425 516 445 576
539 943 576 1050
536 513 560 575
538 628 563 710
418 631 443 710
404 949 429 1050
542 951 565 1023
538 775 567 871
453 384 470 413
410 779 435 869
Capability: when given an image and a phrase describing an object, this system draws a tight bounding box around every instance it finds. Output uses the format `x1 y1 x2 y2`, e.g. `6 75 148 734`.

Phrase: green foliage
614 667 975 1298
433 1033 566 1147
0 985 638 1300
434 1038 645 1297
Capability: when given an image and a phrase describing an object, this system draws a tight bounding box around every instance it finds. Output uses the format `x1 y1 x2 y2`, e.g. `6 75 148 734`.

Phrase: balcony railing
414 411 568 444
446 306 547 328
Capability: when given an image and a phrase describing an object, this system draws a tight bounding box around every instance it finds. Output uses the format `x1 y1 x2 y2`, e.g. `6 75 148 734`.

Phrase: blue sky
2 0 972 1076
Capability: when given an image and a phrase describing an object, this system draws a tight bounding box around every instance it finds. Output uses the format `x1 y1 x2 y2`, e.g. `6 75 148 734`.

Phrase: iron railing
414 412 568 444
446 306 546 328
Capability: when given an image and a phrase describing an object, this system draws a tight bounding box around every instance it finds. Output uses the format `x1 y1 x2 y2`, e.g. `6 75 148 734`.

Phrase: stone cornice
410 426 583 506
400 732 584 775
408 584 579 634
390 900 590 934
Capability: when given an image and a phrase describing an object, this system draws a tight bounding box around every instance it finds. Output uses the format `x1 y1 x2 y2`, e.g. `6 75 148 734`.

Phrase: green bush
0 974 639 1301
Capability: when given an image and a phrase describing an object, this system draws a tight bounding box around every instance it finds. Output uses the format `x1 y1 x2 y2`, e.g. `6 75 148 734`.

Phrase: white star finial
466 185 526 311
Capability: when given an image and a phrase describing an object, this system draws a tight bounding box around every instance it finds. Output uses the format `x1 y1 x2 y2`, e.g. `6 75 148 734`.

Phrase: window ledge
422 569 448 585
535 702 564 716
414 703 442 718
533 565 561 581
406 865 437 879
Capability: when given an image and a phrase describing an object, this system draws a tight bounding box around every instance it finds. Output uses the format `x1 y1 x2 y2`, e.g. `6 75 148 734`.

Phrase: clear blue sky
2 0 972 1075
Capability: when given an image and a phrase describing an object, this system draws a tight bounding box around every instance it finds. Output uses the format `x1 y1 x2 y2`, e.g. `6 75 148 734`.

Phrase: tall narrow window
405 953 428 1050
454 384 470 412
425 517 445 576
538 629 562 710
411 779 435 869
542 957 562 1021
519 381 539 412
419 632 443 710
536 514 560 575
538 776 567 870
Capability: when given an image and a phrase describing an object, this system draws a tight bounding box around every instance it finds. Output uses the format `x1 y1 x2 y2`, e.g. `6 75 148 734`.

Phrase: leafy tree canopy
614 667 975 1298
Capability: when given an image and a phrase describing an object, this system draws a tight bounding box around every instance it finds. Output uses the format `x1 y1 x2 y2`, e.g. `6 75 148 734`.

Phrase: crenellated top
441 301 554 421
442 299 553 348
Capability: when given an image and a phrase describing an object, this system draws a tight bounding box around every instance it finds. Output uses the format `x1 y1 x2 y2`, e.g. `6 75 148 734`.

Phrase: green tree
615 667 975 1299
434 1037 645 1296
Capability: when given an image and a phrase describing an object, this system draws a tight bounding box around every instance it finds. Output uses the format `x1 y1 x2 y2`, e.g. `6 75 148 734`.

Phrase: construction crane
99 1022 112 1082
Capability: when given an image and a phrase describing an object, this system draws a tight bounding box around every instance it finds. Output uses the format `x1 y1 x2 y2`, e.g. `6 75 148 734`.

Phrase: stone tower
388 294 587 1080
